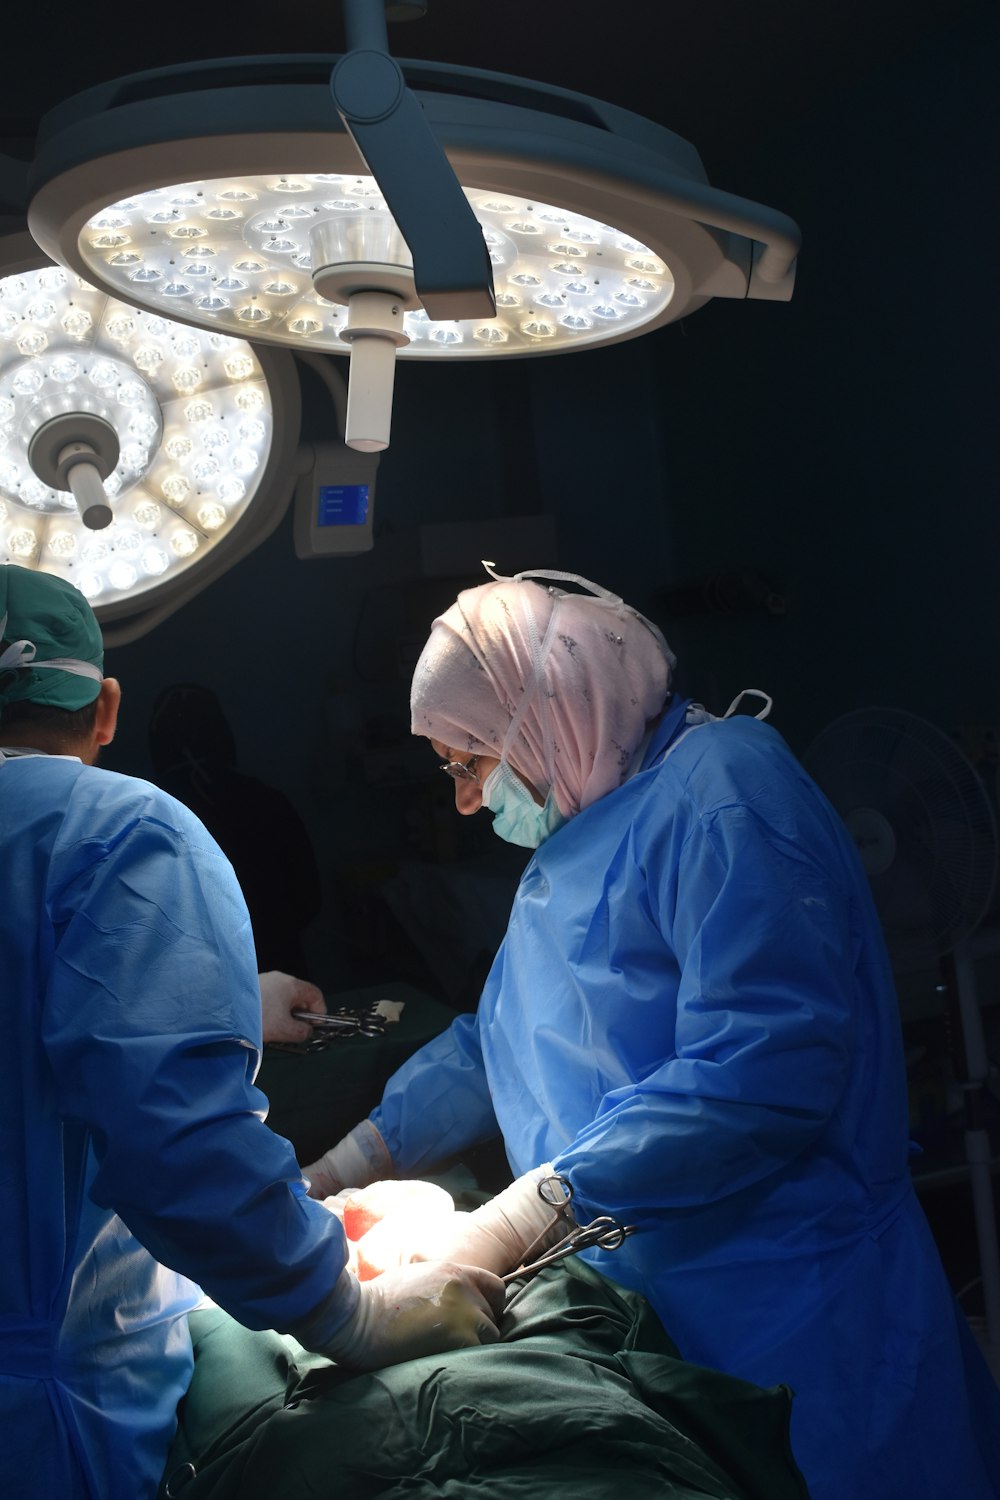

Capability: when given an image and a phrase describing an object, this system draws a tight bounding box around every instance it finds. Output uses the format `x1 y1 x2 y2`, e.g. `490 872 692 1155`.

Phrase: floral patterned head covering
410 565 675 817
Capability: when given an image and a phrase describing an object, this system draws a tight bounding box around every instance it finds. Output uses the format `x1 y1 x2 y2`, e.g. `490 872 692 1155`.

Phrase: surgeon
304 564 1000 1500
0 565 504 1500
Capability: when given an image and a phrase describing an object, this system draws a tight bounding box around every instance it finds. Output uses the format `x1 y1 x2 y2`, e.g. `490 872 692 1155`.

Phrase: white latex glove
407 1165 576 1276
302 1119 393 1199
259 971 326 1044
320 1261 505 1371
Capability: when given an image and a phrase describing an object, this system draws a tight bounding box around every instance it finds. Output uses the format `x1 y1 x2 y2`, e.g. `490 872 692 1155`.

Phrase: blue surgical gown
374 697 1000 1500
0 755 350 1500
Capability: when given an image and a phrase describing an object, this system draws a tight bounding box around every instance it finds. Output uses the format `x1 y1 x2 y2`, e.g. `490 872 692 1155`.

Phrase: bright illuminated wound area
0 266 274 607
79 177 674 354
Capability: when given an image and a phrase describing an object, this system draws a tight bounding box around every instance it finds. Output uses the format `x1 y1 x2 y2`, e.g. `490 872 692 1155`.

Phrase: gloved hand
316 1180 457 1280
313 1261 506 1371
406 1165 576 1276
302 1120 393 1200
259 971 326 1044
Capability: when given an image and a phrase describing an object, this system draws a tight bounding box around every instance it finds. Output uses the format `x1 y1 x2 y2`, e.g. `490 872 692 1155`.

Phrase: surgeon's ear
94 677 122 748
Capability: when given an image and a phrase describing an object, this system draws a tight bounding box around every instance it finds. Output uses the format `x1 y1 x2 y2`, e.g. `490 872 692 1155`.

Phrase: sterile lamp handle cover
330 38 495 321
337 290 409 451
63 453 113 531
26 411 120 532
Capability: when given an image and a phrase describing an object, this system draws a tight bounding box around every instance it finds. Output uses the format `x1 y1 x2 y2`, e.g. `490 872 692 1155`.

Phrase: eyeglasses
440 754 481 785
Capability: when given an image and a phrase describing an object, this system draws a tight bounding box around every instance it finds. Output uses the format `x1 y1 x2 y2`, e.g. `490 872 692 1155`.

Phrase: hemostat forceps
291 1009 387 1038
502 1216 637 1285
501 1175 638 1285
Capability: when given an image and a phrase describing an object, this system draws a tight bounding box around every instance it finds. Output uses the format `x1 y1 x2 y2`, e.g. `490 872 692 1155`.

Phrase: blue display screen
317 484 369 526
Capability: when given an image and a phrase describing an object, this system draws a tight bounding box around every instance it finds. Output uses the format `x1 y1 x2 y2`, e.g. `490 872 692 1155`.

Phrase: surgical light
64 183 673 361
0 234 302 640
27 21 801 454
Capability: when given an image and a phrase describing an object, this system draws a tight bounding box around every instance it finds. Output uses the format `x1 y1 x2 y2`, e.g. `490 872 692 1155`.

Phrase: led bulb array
77 176 674 355
0 265 274 608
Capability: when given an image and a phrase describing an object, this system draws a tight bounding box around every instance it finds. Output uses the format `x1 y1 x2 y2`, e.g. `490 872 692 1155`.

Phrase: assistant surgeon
0 564 503 1500
304 564 1000 1500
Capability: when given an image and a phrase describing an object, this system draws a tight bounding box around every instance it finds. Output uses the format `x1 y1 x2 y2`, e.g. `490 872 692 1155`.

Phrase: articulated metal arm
331 0 495 321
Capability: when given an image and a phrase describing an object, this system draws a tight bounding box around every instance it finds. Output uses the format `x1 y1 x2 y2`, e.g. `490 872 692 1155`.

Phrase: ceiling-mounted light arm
341 0 391 51
330 0 495 321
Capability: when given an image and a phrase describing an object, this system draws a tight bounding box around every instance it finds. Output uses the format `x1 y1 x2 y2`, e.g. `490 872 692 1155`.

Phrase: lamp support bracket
331 0 495 321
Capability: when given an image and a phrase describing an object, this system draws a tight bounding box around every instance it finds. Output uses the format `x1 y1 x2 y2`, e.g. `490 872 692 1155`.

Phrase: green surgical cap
0 565 104 718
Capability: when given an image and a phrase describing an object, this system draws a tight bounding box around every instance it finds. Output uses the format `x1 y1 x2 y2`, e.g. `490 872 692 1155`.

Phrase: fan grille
802 708 998 970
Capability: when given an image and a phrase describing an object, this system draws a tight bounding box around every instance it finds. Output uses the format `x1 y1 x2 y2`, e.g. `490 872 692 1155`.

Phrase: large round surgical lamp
26 1 801 454
0 233 302 643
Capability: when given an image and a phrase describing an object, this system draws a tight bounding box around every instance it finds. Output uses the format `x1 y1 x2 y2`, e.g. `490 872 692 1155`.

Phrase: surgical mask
481 761 566 849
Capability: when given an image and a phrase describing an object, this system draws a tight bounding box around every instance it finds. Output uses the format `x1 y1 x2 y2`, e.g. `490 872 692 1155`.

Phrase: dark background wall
657 2 1000 751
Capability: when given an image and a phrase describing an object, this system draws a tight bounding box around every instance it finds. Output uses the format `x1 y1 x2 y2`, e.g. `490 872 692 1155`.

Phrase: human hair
0 695 99 750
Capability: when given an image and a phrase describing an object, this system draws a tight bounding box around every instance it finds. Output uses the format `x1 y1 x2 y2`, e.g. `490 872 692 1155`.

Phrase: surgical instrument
502 1216 637 1285
501 1174 637 1285
291 1008 388 1038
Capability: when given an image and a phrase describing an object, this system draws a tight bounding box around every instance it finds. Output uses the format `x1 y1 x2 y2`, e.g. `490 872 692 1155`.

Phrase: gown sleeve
42 794 351 1337
552 786 861 1226
372 1011 501 1172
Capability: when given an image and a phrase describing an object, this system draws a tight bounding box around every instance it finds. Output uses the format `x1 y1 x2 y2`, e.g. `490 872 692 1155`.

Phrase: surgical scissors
501 1174 638 1285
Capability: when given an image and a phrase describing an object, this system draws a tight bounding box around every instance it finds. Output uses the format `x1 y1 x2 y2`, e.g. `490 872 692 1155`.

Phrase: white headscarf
410 566 675 817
